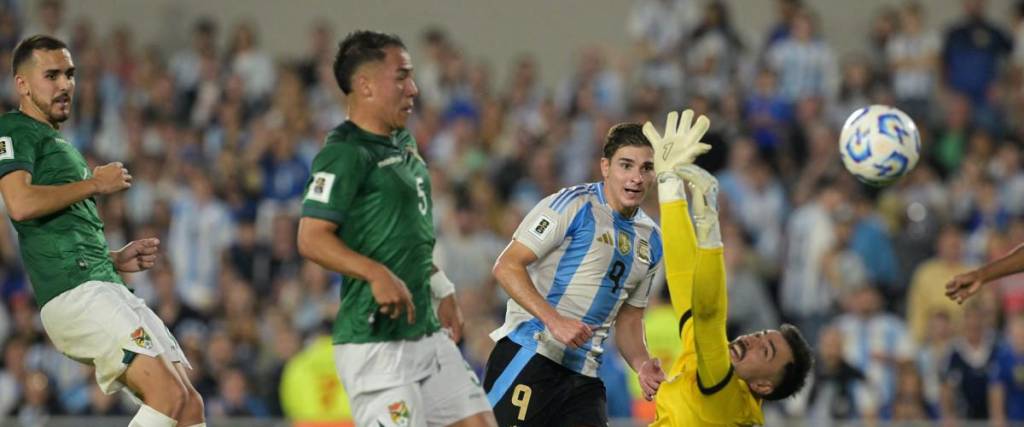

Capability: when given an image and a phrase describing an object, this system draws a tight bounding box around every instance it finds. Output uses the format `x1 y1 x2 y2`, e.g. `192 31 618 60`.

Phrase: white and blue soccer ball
839 105 921 187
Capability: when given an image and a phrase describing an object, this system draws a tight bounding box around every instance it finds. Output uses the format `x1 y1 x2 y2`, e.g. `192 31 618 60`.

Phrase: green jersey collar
340 120 404 147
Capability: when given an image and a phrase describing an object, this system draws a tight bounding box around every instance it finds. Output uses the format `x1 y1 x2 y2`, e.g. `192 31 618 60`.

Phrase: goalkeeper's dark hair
12 35 68 77
761 324 813 401
602 122 651 159
333 30 406 95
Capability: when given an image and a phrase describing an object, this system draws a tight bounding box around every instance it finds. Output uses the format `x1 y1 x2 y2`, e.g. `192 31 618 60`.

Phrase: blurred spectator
685 0 745 100
0 336 29 419
887 2 939 122
722 221 780 337
17 370 57 427
916 310 954 410
780 178 842 342
21 0 69 42
170 17 218 118
988 313 1024 425
834 284 915 409
941 301 998 420
762 0 803 51
766 8 839 102
627 0 694 105
207 366 270 418
227 20 276 110
848 192 901 301
941 0 1012 109
906 225 972 344
167 170 235 312
793 326 876 424
880 362 937 421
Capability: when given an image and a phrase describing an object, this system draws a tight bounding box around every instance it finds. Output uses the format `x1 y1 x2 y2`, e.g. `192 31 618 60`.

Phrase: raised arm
678 164 732 390
0 162 130 221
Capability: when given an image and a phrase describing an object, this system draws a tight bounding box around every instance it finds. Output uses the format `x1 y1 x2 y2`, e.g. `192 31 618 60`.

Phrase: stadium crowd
1 0 1024 425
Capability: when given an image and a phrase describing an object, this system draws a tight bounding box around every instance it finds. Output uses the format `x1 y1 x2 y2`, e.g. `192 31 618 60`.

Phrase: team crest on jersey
530 215 554 241
0 136 12 160
388 400 410 427
305 172 335 203
130 327 153 350
616 230 631 255
637 239 651 264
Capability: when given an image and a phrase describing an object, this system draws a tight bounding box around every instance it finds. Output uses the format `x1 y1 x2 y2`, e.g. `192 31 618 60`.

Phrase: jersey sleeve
300 143 371 225
512 187 586 258
0 127 38 178
659 199 698 338
692 247 733 394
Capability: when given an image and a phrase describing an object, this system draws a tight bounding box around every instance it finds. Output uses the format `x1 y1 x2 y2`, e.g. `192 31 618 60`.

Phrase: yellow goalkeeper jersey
650 200 764 427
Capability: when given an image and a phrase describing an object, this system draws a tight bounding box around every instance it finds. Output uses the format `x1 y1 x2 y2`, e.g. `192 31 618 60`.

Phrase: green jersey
0 111 122 307
301 121 439 344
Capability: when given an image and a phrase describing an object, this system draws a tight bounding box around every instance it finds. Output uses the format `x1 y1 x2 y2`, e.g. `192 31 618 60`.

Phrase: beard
31 91 71 124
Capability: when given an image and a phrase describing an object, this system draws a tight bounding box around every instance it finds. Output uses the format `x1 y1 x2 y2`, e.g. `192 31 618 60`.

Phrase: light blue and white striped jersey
490 182 664 377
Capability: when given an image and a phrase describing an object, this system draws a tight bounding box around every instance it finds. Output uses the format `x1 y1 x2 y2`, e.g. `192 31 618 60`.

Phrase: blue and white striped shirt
490 182 664 377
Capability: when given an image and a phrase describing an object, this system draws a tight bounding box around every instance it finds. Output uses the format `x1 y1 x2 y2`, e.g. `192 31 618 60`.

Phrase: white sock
129 404 177 427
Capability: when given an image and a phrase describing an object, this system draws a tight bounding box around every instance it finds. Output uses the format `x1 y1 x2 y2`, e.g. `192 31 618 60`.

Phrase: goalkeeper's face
730 329 793 395
600 145 654 214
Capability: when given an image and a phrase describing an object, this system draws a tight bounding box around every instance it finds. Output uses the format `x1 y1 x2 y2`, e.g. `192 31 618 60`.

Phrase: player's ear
14 74 29 98
600 157 610 179
750 379 774 396
354 71 372 99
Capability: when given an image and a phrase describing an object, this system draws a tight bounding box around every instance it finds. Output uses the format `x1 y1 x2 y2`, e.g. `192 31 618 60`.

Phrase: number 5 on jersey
415 176 427 216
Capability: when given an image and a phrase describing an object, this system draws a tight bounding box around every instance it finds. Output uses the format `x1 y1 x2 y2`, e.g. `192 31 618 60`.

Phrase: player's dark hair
602 122 651 159
762 324 813 401
12 35 67 77
333 30 406 95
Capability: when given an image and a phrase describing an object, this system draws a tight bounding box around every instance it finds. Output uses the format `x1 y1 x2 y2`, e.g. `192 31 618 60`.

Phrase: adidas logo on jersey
596 232 613 246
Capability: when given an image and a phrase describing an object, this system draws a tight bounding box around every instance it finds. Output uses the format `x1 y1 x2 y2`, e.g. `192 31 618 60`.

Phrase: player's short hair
12 35 68 77
762 324 813 401
333 30 406 95
602 122 651 159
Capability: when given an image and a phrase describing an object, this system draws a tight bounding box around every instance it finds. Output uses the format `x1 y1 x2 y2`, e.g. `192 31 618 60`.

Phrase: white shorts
39 281 190 395
335 333 491 427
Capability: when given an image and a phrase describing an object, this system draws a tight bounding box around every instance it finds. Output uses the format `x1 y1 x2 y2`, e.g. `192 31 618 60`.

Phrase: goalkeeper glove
676 164 722 249
643 110 712 203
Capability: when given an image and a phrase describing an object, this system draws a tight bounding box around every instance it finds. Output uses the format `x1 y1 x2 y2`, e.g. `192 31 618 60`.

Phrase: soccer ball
838 105 921 187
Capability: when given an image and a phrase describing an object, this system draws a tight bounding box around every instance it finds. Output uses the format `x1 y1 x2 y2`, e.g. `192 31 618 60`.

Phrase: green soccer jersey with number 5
0 111 123 307
301 121 440 344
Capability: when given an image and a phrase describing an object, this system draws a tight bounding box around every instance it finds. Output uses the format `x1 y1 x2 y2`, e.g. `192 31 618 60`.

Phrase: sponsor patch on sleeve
0 136 13 160
529 215 555 241
305 172 336 203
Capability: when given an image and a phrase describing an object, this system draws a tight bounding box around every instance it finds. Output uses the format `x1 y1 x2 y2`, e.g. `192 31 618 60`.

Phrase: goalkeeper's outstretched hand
643 109 712 176
676 164 722 249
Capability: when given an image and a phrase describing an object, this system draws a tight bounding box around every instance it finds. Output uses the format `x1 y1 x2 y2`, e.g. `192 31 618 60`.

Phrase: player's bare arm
430 264 464 342
615 304 665 401
0 161 129 221
492 239 594 348
946 241 1024 304
297 216 415 323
